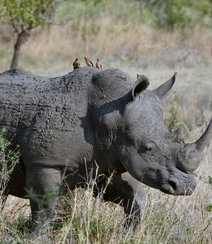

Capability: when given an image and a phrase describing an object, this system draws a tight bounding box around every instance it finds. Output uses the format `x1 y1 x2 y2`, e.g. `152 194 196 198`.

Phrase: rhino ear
153 72 177 99
132 77 150 100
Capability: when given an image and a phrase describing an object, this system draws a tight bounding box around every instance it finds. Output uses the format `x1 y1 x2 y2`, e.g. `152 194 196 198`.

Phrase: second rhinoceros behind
0 67 211 228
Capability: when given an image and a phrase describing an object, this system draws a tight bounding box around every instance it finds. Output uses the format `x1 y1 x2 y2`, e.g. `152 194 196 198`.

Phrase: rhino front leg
25 166 62 222
98 172 145 230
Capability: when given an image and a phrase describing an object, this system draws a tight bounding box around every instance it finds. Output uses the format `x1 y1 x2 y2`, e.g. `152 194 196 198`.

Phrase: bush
0 128 19 204
141 0 212 32
164 91 185 132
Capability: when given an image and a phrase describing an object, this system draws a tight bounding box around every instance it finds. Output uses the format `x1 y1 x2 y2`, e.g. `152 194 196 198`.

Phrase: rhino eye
145 145 152 151
144 142 155 151
138 142 156 154
146 146 152 151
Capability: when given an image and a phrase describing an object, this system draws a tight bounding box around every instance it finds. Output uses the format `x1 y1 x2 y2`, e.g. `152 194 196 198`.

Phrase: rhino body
0 67 211 227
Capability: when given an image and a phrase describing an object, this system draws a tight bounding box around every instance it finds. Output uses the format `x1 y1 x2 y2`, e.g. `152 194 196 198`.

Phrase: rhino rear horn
171 127 183 142
180 120 212 172
153 72 177 99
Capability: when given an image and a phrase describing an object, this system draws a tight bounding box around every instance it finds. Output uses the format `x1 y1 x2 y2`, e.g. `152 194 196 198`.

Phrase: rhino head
117 73 212 195
90 71 212 196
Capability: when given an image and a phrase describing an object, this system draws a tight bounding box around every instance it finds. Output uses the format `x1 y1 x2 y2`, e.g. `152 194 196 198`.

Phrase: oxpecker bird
84 56 94 67
96 58 102 70
73 58 80 70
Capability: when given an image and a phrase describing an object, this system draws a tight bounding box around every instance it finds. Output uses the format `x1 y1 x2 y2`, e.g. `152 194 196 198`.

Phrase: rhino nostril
168 180 177 191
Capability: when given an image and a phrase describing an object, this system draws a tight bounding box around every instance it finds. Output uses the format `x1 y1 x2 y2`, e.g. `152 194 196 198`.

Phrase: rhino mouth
160 176 196 196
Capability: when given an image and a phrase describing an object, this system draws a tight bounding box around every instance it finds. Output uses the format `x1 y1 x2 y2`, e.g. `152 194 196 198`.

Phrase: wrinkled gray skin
0 67 211 229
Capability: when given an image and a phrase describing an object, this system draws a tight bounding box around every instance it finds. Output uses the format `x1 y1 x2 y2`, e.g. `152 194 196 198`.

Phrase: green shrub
142 0 212 32
165 91 185 132
0 128 19 201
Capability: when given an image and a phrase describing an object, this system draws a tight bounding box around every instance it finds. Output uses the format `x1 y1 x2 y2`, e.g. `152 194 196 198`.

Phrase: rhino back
0 67 100 162
0 67 136 168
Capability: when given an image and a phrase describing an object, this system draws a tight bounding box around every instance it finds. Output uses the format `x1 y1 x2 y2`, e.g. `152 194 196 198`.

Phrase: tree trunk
10 31 30 69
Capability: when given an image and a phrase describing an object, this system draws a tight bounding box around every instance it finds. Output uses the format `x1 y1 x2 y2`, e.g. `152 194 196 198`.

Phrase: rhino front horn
179 119 212 172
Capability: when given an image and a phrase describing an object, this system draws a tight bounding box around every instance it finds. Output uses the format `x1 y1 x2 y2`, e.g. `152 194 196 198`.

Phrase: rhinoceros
0 67 211 228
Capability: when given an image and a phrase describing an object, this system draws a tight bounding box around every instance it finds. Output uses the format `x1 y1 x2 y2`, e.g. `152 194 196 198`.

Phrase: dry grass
0 1 212 242
2 151 212 243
